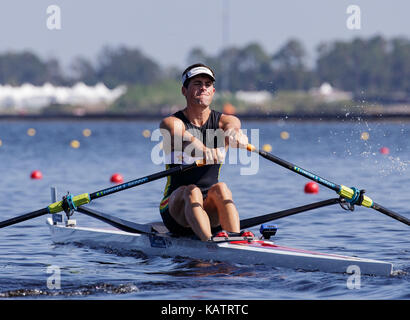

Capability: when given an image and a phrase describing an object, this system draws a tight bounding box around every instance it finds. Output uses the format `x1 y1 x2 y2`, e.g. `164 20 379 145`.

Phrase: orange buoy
27 128 36 136
304 182 319 194
70 140 80 149
110 173 124 183
280 131 290 140
262 144 272 152
223 103 236 115
379 147 390 155
142 129 151 138
30 170 43 180
82 129 92 137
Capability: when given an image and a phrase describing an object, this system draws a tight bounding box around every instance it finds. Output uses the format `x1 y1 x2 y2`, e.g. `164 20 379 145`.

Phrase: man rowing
159 63 249 241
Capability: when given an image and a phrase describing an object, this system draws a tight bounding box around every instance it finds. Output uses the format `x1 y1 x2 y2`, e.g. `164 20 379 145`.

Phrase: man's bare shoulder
220 113 241 130
160 115 184 130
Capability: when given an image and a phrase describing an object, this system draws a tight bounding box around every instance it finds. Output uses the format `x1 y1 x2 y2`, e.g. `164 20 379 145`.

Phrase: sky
1 0 410 71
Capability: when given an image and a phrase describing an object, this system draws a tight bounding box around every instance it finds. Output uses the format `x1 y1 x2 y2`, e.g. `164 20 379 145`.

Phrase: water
0 119 409 300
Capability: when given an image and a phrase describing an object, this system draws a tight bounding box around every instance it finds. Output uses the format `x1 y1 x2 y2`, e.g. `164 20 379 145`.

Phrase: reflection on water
147 258 257 278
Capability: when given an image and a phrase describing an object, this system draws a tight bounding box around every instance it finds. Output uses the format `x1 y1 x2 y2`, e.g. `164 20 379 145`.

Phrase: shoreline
1 112 410 122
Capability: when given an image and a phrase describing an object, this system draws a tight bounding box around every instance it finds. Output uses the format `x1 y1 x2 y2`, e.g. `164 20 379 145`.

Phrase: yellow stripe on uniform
162 164 172 198
159 195 170 213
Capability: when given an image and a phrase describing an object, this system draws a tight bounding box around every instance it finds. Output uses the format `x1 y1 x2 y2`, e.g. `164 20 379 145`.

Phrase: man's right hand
225 128 249 149
203 147 226 164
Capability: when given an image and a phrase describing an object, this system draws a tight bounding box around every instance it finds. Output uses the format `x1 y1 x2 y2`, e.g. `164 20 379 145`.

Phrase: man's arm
160 116 222 163
160 116 186 154
220 114 249 148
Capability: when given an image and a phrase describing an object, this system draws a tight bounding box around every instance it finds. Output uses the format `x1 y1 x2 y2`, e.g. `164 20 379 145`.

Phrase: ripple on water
0 121 409 299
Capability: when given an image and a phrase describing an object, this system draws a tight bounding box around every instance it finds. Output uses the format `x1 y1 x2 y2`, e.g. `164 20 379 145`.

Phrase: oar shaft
0 208 49 228
372 202 410 226
77 206 152 234
248 145 341 193
248 144 410 227
89 163 198 200
248 145 371 204
0 162 202 229
240 198 341 229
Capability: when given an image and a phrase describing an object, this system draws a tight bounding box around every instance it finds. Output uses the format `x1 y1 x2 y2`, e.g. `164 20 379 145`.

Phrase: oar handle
246 144 256 152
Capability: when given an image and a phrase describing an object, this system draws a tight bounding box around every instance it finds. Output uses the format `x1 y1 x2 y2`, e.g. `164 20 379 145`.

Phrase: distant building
309 82 353 102
235 90 272 104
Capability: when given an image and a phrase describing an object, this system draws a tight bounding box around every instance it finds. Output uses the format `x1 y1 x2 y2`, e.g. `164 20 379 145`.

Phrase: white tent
0 82 126 110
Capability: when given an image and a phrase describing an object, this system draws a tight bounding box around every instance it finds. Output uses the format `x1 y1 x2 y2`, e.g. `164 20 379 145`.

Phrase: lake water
0 119 409 301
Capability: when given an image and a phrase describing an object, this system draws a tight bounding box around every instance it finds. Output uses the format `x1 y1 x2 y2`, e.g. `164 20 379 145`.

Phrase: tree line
0 35 409 102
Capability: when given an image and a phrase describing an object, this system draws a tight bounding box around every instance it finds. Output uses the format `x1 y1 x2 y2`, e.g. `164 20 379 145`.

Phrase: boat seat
150 221 170 234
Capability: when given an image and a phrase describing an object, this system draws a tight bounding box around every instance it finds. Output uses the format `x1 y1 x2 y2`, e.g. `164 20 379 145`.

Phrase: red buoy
379 147 390 155
110 173 123 183
30 170 43 180
304 182 319 194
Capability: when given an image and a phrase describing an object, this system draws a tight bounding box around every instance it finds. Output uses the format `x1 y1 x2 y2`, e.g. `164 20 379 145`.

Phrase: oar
247 144 410 226
0 161 203 229
240 198 341 229
76 206 153 234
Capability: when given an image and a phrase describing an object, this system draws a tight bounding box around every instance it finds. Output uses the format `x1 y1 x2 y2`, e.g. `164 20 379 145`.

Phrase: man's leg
168 185 213 241
204 182 240 233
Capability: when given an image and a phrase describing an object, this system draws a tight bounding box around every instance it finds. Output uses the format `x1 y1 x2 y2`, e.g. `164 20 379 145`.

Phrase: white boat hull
47 218 392 276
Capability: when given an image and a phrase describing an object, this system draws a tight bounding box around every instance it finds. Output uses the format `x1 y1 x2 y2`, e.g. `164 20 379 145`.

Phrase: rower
159 63 249 241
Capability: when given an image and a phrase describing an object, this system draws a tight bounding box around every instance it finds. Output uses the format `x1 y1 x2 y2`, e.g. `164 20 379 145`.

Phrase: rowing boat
46 214 393 276
2 148 406 277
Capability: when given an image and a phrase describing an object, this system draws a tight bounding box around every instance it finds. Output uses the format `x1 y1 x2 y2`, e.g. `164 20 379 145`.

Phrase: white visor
182 66 215 85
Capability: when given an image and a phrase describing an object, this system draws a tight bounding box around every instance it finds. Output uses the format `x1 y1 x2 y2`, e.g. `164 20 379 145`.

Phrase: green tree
70 56 98 85
235 43 272 91
96 46 162 88
0 51 65 85
111 79 185 113
389 38 410 94
272 39 314 90
316 36 391 94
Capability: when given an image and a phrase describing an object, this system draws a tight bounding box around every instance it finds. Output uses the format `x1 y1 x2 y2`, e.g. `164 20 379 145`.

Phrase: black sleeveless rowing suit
159 109 224 235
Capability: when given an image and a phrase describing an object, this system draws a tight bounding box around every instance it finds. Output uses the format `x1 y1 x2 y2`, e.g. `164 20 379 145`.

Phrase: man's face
182 75 215 108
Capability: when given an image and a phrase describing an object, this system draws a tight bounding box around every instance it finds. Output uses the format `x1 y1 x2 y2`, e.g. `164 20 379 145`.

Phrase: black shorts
159 190 220 237
160 206 196 236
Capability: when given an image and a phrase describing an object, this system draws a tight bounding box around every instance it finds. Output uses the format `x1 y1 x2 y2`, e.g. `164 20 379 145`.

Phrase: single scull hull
47 218 392 276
